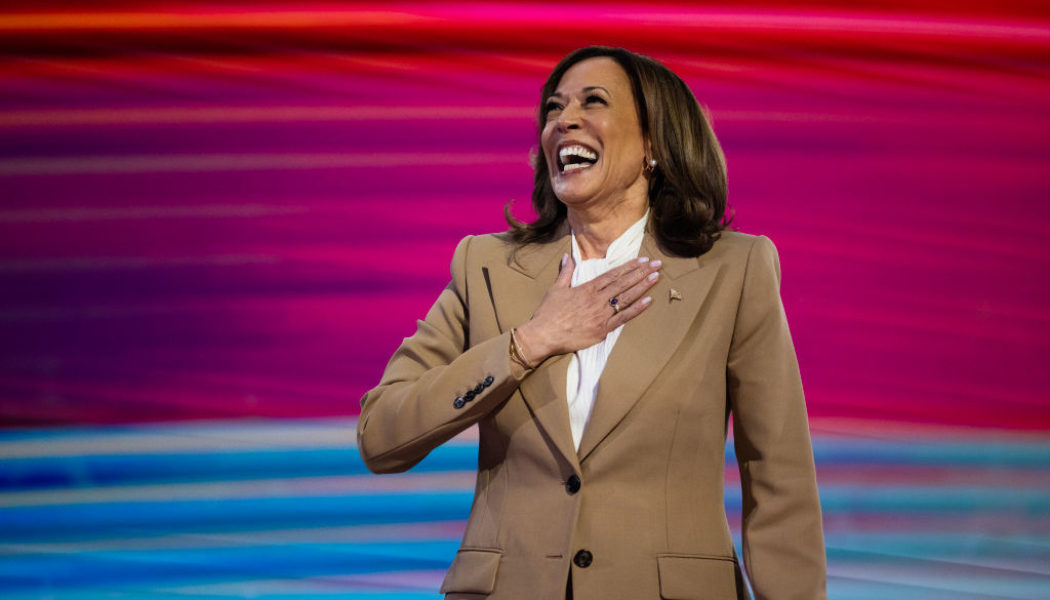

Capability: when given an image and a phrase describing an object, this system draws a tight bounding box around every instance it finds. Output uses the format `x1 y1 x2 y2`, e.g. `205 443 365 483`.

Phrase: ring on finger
609 297 622 314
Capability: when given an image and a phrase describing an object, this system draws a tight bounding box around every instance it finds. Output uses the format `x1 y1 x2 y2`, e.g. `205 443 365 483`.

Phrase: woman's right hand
514 254 662 365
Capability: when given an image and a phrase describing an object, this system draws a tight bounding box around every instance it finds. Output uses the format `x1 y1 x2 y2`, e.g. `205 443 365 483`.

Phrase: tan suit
358 226 826 600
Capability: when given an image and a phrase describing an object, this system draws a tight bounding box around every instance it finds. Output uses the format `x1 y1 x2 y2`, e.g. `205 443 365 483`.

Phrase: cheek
540 120 558 146
540 127 557 164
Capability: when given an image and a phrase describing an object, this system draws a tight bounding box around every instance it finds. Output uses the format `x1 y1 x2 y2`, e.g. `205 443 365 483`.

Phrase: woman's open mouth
557 143 599 173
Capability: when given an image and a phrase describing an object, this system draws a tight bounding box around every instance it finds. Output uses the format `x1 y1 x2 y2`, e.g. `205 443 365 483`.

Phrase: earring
643 157 657 175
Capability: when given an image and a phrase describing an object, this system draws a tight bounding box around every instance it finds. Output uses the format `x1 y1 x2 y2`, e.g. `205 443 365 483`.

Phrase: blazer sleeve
727 236 827 600
357 235 524 473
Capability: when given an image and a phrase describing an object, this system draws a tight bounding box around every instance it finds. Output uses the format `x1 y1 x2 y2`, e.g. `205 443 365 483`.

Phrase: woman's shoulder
467 231 518 251
449 231 517 261
705 230 777 262
445 231 529 281
453 230 568 265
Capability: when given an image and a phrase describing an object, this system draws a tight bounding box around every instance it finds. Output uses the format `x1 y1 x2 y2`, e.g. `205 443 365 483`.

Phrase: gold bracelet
510 328 530 369
509 328 535 370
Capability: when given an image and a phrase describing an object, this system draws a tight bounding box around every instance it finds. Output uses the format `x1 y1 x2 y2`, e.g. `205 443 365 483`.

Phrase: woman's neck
567 198 648 260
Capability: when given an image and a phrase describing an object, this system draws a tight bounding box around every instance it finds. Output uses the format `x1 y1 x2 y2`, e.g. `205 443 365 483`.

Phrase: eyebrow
548 86 611 99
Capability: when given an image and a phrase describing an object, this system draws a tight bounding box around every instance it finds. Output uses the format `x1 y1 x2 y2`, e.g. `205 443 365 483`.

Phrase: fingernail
561 253 568 267
651 260 662 268
641 296 652 305
647 272 659 282
638 256 650 263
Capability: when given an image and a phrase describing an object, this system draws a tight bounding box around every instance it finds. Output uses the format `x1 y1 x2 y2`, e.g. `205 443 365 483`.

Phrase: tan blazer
358 225 826 600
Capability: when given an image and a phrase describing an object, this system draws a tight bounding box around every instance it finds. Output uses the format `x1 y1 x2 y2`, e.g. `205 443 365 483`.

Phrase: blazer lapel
485 227 579 470
576 233 718 462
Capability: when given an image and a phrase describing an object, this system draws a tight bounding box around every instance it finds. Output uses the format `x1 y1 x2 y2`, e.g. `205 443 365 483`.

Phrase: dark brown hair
506 46 730 257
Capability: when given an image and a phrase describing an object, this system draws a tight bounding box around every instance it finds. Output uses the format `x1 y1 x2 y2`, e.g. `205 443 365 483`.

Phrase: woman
358 46 826 600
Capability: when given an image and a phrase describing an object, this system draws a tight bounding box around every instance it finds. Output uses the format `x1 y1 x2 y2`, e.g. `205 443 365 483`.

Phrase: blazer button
565 474 581 494
473 383 484 395
453 397 466 409
484 375 494 386
573 549 593 568
464 390 476 401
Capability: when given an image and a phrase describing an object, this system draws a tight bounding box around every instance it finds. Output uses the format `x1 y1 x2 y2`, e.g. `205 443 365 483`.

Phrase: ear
642 137 658 177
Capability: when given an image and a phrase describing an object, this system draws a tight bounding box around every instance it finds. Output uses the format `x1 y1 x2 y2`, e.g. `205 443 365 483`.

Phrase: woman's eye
545 101 563 114
586 95 607 105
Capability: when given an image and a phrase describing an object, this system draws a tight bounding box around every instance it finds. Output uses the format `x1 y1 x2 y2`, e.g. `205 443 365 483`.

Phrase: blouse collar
570 209 650 266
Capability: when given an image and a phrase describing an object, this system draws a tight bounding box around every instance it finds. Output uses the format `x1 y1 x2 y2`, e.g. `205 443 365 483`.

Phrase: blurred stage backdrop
1 2 1049 598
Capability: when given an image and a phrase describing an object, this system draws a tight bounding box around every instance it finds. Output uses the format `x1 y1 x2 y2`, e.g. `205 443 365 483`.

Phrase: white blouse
566 211 650 450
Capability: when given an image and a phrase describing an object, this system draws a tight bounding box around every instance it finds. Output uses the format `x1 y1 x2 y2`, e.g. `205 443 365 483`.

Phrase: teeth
559 145 598 162
557 144 598 173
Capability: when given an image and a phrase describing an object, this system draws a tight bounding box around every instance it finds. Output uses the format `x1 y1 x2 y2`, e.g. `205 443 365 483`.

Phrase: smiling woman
358 46 826 600
512 46 729 260
539 57 650 242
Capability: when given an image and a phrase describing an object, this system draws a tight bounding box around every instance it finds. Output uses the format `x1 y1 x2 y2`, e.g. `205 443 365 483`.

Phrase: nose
555 100 583 131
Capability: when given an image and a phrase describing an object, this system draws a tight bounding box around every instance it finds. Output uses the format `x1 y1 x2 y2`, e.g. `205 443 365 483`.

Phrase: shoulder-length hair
506 46 731 257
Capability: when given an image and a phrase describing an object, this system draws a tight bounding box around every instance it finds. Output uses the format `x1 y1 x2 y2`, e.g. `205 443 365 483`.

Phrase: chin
550 173 599 206
551 186 591 208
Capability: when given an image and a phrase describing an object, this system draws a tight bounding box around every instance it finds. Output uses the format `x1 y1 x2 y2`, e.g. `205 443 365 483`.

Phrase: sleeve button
484 375 494 386
453 397 466 409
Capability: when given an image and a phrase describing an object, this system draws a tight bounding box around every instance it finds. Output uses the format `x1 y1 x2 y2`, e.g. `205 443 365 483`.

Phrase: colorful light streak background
1 2 1048 598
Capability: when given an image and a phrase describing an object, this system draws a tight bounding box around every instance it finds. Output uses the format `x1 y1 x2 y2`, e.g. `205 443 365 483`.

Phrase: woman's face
541 57 648 210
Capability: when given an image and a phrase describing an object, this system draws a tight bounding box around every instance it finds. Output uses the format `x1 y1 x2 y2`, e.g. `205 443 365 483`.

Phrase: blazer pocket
657 554 739 600
439 548 503 595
